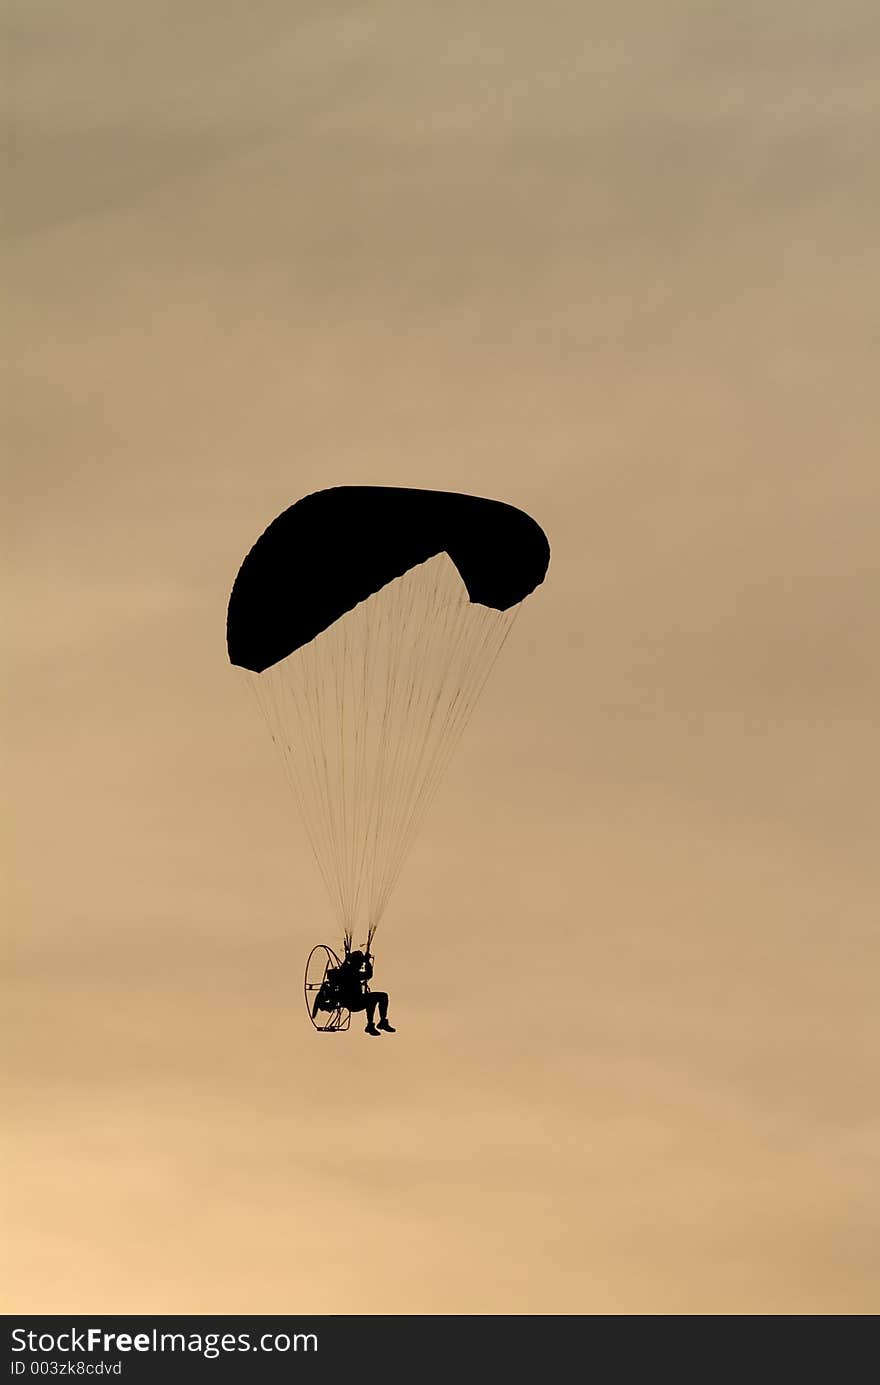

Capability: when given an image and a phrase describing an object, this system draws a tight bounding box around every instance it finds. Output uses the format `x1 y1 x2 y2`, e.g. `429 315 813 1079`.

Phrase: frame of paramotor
304 944 351 1033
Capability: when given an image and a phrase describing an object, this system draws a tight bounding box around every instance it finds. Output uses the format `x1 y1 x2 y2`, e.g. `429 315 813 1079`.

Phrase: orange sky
4 1 879 1313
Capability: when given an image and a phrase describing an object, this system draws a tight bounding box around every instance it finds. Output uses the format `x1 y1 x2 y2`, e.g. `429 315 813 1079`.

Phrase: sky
4 1 879 1314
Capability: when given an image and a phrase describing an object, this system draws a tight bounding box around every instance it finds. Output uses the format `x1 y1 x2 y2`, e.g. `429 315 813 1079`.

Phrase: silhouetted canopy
227 485 549 951
226 486 550 673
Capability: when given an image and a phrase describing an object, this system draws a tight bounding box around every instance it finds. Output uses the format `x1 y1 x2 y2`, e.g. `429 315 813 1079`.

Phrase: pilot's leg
362 995 381 1034
372 993 395 1032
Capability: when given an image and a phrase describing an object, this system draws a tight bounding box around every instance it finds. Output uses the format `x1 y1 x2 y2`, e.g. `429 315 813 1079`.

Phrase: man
337 950 395 1036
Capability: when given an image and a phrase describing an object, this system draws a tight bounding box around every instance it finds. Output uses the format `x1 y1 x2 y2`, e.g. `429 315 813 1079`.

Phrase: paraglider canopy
227 486 550 673
227 485 549 952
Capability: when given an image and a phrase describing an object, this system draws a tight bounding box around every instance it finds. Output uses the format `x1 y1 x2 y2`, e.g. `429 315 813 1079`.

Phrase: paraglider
304 943 394 1035
226 485 549 1033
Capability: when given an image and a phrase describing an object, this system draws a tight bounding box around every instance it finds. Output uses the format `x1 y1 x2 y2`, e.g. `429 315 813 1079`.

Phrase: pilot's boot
377 1019 396 1033
365 1022 380 1036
